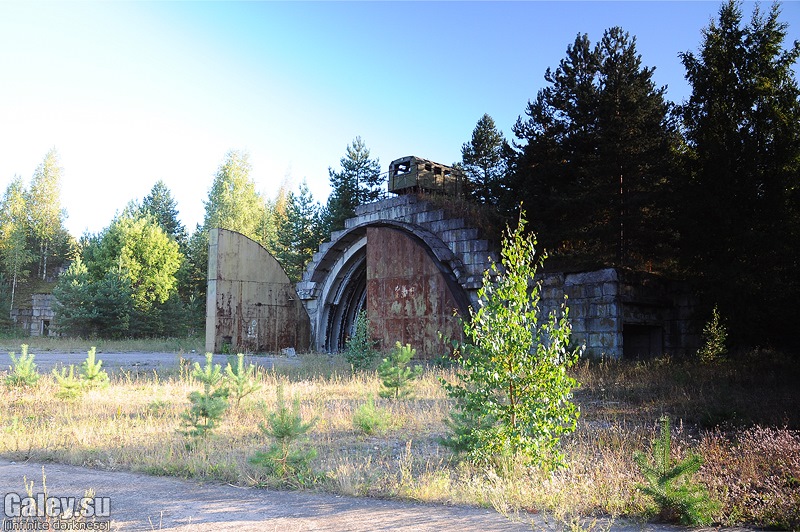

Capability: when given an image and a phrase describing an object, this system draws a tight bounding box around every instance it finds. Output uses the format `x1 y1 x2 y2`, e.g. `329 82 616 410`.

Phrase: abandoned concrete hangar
206 156 698 359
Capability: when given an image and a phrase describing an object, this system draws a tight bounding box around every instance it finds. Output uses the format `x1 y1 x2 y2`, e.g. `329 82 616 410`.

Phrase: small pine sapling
697 305 728 363
634 416 719 525
6 345 39 388
80 347 109 389
352 395 391 435
250 384 318 486
179 353 229 439
344 309 379 371
52 365 83 399
225 353 261 407
377 342 422 400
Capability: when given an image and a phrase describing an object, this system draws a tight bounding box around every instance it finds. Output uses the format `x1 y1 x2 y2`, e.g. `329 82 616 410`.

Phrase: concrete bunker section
205 228 310 354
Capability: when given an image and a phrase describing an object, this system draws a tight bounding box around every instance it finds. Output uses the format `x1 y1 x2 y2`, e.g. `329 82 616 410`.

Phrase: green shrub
441 212 582 470
5 344 39 388
344 310 379 371
352 395 390 435
179 353 229 439
377 342 422 400
250 384 318 487
80 347 109 389
225 353 261 406
52 365 83 399
634 416 719 525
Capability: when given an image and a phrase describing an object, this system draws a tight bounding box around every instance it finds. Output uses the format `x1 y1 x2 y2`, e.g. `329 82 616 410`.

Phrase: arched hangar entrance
307 222 471 358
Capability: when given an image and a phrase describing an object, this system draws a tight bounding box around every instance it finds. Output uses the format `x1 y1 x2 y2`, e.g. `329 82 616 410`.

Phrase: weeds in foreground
0 350 797 529
250 384 318 487
634 416 719 525
179 353 229 439
352 395 390 435
377 342 422 400
6 344 39 388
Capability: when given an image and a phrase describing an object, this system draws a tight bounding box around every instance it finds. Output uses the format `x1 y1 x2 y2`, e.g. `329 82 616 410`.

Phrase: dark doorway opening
623 324 663 359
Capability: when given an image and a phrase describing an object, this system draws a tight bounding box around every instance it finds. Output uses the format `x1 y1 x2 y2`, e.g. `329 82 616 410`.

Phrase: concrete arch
317 235 368 352
301 217 473 356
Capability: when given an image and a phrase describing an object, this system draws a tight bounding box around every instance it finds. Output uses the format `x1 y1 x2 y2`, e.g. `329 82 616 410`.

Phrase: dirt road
1 459 540 531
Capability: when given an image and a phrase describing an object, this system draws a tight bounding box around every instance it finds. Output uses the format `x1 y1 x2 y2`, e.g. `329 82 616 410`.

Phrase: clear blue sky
1 1 797 237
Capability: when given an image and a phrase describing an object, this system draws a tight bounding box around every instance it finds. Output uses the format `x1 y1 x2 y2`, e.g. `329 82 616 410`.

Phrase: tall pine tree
273 181 325 283
141 180 187 247
679 0 800 346
510 28 679 271
324 137 383 234
461 114 510 206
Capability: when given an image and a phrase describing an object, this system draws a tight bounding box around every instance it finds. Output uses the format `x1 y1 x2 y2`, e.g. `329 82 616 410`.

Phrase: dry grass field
1 342 799 529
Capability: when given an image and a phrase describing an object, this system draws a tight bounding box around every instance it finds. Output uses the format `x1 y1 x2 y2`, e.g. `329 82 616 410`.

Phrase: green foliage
324 137 383 234
377 342 422 400
52 347 110 398
344 309 379 371
461 113 509 206
54 212 184 339
679 1 800 347
272 181 325 283
250 384 318 486
5 344 39 388
0 177 35 314
510 27 679 271
352 395 390 436
139 180 187 247
634 416 719 525
53 258 133 338
52 365 83 400
224 353 261 406
27 148 69 280
179 353 229 439
202 150 270 247
80 347 109 389
441 213 582 470
697 305 728 363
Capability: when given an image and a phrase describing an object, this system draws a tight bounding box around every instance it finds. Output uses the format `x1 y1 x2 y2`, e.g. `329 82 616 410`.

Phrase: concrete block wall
11 293 57 336
538 268 697 359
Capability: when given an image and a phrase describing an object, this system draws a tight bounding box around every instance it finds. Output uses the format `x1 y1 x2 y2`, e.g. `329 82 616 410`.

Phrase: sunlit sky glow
1 1 797 237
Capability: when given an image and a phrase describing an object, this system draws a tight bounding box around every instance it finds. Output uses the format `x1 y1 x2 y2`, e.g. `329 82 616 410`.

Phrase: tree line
459 1 800 348
1 1 798 348
0 137 382 338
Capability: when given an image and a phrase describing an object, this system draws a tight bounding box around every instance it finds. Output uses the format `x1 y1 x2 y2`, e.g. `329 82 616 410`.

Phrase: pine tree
140 180 187 247
510 28 679 271
461 114 510 206
274 181 324 283
679 0 800 346
325 137 382 234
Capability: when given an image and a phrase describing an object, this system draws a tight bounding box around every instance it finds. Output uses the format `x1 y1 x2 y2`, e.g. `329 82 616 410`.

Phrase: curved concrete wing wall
205 228 311 354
